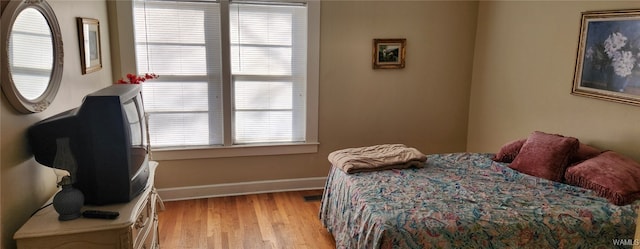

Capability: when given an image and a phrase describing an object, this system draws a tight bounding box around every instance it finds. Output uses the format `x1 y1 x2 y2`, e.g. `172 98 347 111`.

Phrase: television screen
122 95 148 179
124 99 143 146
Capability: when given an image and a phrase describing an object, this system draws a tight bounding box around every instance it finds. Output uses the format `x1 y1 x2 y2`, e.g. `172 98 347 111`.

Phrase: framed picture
373 38 406 69
77 17 102 74
572 9 640 106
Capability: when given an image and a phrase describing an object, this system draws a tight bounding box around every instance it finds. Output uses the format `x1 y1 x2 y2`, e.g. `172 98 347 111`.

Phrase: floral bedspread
320 153 640 249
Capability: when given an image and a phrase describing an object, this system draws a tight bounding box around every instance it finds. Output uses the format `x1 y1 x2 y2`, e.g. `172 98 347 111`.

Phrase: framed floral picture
373 38 406 69
77 17 102 74
572 9 640 106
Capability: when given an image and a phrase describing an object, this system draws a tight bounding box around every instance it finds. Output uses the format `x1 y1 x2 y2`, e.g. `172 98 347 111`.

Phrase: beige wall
0 0 112 248
467 1 640 161
154 1 479 189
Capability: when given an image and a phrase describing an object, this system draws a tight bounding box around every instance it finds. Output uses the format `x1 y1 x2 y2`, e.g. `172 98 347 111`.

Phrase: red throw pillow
509 131 579 182
569 143 601 164
492 139 526 163
565 151 640 206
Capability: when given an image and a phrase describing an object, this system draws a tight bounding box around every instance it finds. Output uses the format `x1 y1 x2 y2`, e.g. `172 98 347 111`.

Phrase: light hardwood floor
158 190 336 249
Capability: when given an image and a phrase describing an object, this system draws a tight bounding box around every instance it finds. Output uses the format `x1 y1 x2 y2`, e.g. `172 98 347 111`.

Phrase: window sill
149 142 319 161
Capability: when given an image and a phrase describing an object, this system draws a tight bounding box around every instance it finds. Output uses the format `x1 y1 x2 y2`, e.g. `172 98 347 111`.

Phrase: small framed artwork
572 9 640 106
77 17 102 74
373 38 406 69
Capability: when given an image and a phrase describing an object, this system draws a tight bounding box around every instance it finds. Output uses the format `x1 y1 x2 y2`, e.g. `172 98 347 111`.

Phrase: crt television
28 84 150 205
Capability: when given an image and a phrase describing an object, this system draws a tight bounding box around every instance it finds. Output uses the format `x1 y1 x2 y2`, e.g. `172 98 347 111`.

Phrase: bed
320 152 640 249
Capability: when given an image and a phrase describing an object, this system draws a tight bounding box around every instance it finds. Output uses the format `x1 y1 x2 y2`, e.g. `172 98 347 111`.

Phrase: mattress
320 153 639 249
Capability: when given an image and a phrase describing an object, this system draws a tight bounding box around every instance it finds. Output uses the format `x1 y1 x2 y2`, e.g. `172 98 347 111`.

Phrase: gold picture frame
77 17 102 74
572 9 640 106
373 38 406 69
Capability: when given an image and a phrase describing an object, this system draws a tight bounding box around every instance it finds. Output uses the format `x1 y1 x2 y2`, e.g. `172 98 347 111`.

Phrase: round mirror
1 0 63 113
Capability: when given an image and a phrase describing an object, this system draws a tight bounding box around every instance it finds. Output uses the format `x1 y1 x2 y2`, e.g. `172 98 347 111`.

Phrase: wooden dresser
14 162 162 249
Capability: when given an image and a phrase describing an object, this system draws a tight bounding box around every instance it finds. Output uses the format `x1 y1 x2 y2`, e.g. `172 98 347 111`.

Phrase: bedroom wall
467 1 640 161
0 0 112 248
154 1 479 190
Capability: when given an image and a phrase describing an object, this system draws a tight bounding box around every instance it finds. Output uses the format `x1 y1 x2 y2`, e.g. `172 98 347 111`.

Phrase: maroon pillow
569 143 601 164
509 131 579 182
565 151 640 206
492 139 526 163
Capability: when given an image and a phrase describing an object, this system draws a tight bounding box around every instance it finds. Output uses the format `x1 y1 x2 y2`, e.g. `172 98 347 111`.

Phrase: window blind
134 0 223 147
10 8 53 100
133 0 308 148
229 2 307 144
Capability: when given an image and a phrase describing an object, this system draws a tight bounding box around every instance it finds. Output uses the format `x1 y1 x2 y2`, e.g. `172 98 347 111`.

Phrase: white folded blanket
328 144 427 174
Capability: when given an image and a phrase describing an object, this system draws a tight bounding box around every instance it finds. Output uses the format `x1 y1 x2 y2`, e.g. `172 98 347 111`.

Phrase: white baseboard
156 177 327 202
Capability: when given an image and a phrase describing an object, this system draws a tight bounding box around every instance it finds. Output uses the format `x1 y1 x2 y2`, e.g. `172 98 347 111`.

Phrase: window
132 0 318 156
230 3 307 144
134 0 223 147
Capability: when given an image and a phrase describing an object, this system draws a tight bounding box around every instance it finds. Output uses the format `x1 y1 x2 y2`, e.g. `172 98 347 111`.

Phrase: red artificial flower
116 73 159 84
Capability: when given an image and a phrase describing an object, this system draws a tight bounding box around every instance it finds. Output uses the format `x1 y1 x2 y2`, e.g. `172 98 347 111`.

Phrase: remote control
82 210 120 219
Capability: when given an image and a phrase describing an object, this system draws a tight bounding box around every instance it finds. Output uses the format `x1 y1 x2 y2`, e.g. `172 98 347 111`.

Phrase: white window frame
109 0 319 160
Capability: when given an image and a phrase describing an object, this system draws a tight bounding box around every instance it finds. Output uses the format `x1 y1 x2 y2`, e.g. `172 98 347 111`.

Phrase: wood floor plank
158 190 335 249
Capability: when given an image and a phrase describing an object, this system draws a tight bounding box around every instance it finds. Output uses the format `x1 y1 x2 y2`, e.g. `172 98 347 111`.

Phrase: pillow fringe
566 174 627 205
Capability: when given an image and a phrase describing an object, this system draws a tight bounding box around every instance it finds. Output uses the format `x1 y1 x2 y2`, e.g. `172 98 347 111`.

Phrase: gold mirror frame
1 0 63 113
